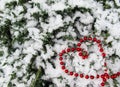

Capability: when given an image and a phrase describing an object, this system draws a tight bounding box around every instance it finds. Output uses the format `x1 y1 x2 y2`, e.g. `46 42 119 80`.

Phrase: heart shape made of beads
59 36 120 87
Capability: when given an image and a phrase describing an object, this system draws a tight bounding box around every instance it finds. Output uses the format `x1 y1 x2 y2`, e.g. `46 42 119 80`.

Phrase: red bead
70 72 73 75
74 73 79 77
102 53 106 57
112 74 117 79
97 40 101 43
67 48 71 52
101 82 105 86
104 73 109 78
100 48 103 52
59 53 63 56
85 75 89 79
76 48 81 51
102 78 106 82
80 39 84 43
60 62 64 65
84 36 87 40
93 37 97 42
96 75 99 78
84 55 88 59
101 74 105 78
59 57 63 61
79 52 82 56
65 69 69 73
114 74 117 78
80 74 84 78
82 56 86 59
104 69 108 72
104 73 108 76
61 66 65 70
71 48 75 51
110 75 114 79
90 75 94 79
98 44 102 47
117 72 120 76
88 37 92 40
62 50 66 54
104 63 107 66
77 43 81 46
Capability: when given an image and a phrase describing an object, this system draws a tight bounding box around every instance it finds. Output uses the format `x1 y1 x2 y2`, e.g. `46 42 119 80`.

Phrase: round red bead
100 48 103 52
102 78 107 82
59 57 63 61
85 75 89 79
77 43 81 46
102 53 106 57
88 37 92 40
82 56 86 59
61 66 65 70
80 74 84 78
67 48 71 52
74 73 79 77
79 52 82 56
71 48 75 51
104 63 107 66
65 69 69 73
70 72 73 75
96 75 99 78
76 48 81 51
80 39 84 43
98 44 102 47
117 72 120 76
90 75 94 79
84 36 87 40
59 53 63 56
62 50 66 54
97 40 101 43
60 62 64 65
101 82 105 86
93 37 97 42
101 74 105 78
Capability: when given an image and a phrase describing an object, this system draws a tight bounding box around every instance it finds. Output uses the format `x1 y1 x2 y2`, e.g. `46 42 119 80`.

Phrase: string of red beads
58 36 120 87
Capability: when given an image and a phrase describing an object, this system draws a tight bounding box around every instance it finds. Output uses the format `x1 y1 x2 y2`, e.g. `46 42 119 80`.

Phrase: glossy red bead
97 40 101 43
65 69 69 73
102 53 106 57
84 36 87 40
101 74 105 78
90 75 94 79
71 48 75 51
100 48 104 52
79 52 82 56
85 75 89 79
61 66 65 70
76 48 81 51
96 75 99 78
77 43 81 46
98 44 102 47
70 72 73 75
93 37 97 42
102 78 107 82
62 50 66 54
80 39 84 43
80 74 84 78
67 48 71 52
74 73 79 77
88 37 92 40
101 82 105 86
60 62 64 65
104 63 107 67
59 53 63 56
59 57 63 61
